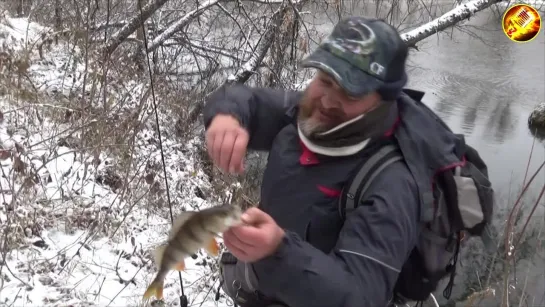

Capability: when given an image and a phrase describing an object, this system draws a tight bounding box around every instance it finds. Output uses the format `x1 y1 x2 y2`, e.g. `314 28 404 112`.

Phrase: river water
405 9 545 306
406 8 545 193
300 1 545 306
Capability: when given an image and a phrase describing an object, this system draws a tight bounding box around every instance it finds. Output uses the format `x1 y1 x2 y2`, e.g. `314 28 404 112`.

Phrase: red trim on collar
384 116 401 137
299 140 320 165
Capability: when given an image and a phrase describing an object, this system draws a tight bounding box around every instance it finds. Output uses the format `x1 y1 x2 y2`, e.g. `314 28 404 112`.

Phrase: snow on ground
0 12 46 51
1 15 233 307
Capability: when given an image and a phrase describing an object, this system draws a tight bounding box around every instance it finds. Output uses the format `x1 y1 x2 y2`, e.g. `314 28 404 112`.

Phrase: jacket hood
394 89 466 222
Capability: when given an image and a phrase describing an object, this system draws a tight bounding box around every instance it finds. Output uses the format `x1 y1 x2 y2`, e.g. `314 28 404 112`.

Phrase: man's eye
347 96 359 101
320 78 332 85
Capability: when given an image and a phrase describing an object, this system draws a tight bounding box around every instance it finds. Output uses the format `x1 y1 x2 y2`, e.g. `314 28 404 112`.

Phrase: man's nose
321 94 340 110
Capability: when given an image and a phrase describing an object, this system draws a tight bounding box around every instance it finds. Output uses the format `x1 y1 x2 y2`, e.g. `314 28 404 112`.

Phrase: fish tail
143 277 165 300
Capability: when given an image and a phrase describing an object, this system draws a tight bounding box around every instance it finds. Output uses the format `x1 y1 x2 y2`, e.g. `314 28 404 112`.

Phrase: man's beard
296 91 345 139
296 89 397 151
297 116 328 139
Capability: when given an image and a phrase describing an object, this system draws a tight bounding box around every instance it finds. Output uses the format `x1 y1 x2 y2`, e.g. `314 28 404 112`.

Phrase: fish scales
175 210 221 253
142 204 243 301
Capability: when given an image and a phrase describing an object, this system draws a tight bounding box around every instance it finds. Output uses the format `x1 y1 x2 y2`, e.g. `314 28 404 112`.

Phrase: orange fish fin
143 279 165 300
173 260 185 271
205 237 219 257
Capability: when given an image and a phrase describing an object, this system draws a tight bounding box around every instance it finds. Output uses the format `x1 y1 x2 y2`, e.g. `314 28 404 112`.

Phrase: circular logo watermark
502 3 542 43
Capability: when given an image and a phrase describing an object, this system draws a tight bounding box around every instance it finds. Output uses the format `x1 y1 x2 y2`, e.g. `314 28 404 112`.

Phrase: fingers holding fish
224 225 274 262
224 226 257 247
226 225 260 247
222 208 286 262
223 228 251 260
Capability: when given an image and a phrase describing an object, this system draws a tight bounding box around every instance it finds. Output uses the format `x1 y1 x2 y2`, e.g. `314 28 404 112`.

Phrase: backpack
337 94 496 304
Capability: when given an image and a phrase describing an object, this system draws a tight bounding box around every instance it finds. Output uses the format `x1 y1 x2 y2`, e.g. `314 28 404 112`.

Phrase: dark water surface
301 2 545 305
406 11 545 194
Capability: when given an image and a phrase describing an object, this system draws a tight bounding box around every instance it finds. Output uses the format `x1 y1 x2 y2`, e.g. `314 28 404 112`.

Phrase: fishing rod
136 2 188 307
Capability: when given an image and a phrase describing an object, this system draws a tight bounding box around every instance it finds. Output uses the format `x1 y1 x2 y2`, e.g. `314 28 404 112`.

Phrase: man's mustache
317 104 344 121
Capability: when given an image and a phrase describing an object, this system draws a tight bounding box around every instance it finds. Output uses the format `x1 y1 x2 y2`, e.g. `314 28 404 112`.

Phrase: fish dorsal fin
168 211 195 240
153 243 168 269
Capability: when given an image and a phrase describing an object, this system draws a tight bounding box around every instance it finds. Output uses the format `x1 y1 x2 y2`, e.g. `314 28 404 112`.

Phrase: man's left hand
223 207 285 262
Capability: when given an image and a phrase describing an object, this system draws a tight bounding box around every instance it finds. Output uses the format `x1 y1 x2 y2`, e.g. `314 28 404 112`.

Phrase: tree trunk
16 0 23 17
55 0 62 31
134 0 147 72
102 0 171 56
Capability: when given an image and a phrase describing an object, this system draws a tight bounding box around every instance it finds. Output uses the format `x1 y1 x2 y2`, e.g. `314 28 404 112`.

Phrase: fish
143 204 243 301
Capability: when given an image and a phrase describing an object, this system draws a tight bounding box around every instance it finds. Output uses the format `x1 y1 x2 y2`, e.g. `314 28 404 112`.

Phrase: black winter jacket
203 84 462 307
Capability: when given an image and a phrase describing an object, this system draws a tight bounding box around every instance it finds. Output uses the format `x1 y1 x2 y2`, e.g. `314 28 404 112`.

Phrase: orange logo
502 3 542 42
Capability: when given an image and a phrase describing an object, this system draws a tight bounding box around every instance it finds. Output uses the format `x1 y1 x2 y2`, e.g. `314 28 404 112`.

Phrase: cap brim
301 47 384 98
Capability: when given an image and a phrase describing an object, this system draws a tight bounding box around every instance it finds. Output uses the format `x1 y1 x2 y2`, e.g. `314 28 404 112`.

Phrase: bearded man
202 16 462 307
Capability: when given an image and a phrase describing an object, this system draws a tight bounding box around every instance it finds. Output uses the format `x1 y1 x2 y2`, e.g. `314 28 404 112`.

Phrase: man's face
297 71 381 138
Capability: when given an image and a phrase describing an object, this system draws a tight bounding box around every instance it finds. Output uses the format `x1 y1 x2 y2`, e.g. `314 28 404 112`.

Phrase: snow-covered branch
226 0 306 83
102 0 170 55
91 21 158 33
97 0 297 56
401 0 504 47
147 0 227 53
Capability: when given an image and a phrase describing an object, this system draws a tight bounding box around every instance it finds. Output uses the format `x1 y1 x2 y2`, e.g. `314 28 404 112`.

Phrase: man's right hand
205 114 249 174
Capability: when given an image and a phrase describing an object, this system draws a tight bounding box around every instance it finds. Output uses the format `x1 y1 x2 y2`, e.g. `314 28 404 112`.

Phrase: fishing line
136 2 188 307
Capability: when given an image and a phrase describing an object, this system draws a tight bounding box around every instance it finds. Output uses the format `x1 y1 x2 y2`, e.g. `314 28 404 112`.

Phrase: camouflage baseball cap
301 17 408 100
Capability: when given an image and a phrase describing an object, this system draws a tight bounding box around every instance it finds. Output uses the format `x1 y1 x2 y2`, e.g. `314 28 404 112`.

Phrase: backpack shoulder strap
339 143 404 219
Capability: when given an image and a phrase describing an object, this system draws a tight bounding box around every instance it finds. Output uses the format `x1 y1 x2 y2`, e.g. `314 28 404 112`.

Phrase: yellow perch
143 204 243 300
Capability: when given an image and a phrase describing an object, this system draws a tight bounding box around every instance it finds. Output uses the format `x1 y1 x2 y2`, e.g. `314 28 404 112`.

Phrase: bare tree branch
186 0 308 125
102 0 171 56
216 3 256 55
401 0 504 48
147 0 229 53
168 36 253 60
224 12 281 83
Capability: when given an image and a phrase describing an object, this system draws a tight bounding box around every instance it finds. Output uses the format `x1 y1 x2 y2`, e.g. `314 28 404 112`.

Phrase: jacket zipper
244 263 256 292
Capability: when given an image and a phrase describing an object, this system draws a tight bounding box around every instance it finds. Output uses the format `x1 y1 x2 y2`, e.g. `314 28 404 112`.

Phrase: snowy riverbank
1 15 231 307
